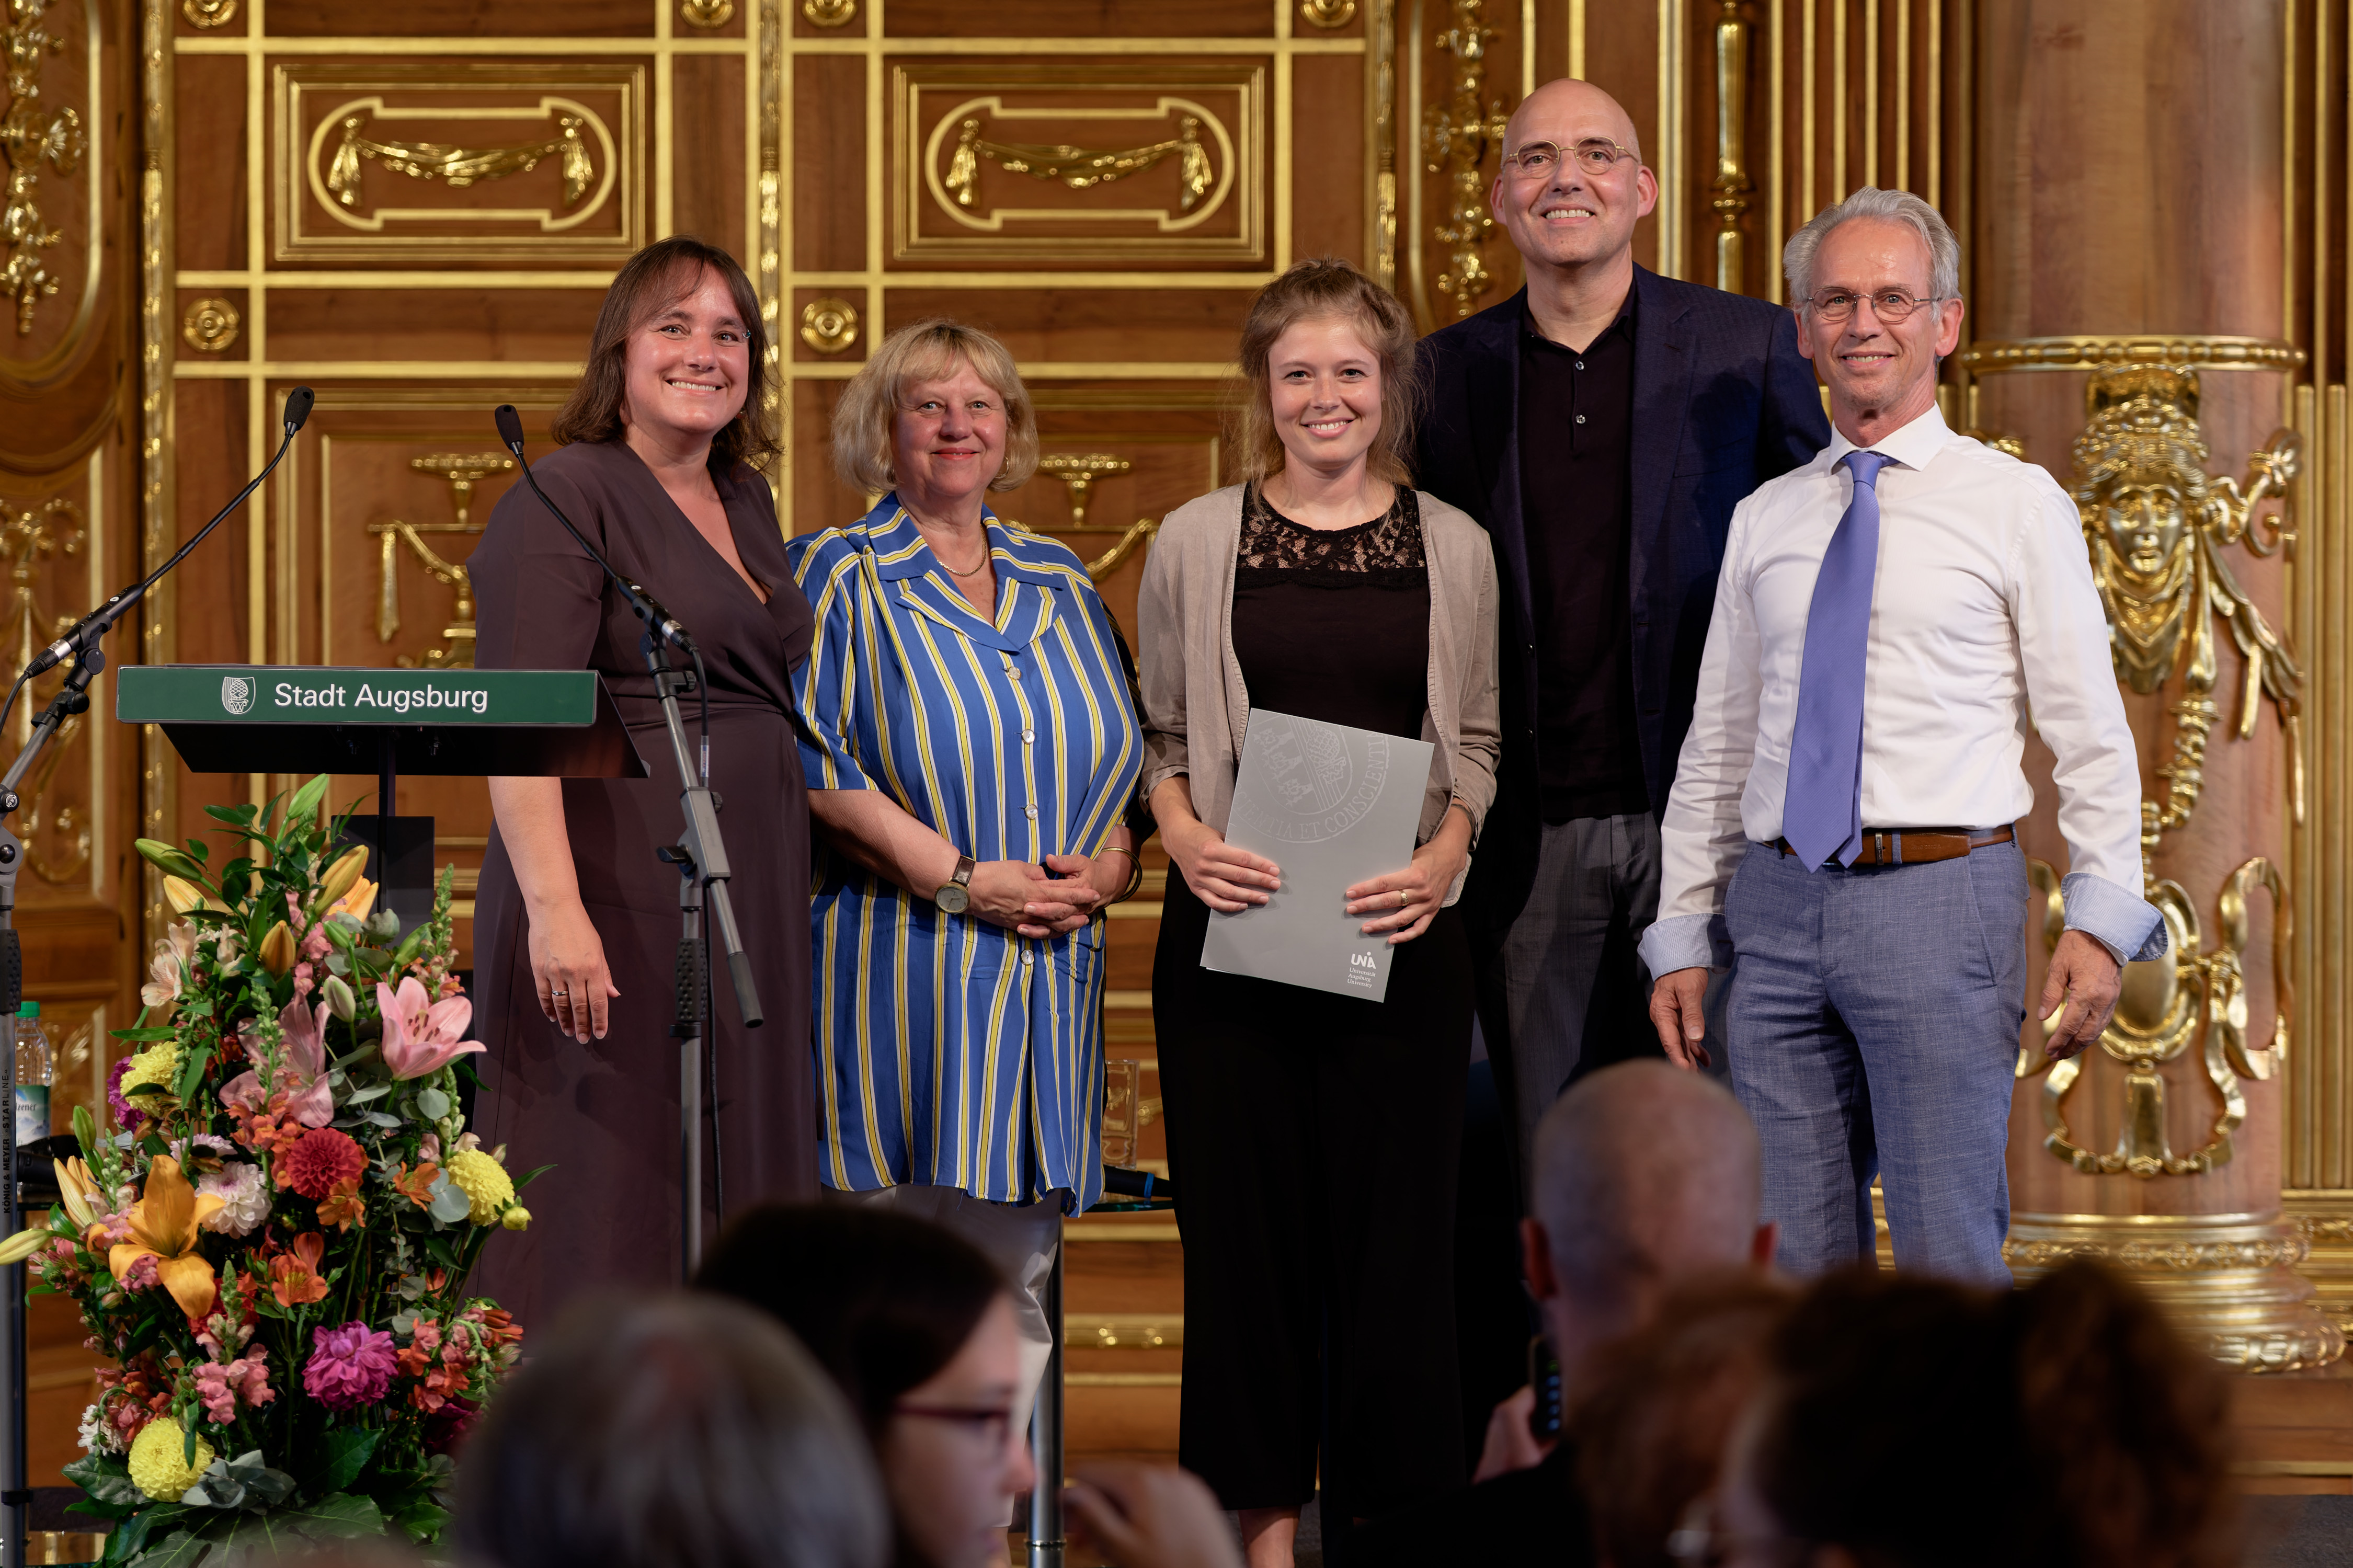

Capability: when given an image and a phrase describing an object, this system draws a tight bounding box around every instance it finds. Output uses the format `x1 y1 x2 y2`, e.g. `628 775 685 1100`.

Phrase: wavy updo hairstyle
1234 257 1421 487
553 235 781 474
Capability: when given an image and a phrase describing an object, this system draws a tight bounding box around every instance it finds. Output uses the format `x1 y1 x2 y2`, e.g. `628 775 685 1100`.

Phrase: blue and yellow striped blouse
787 496 1144 1214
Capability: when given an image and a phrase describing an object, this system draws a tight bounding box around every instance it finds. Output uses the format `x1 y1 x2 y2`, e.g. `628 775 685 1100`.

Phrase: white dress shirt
1639 402 2164 977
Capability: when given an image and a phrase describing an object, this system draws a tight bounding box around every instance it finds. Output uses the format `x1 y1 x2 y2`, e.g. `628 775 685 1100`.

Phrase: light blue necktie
1784 449 1895 871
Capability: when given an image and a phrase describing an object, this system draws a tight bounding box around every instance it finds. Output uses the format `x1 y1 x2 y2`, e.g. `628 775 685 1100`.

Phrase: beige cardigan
1137 483 1502 906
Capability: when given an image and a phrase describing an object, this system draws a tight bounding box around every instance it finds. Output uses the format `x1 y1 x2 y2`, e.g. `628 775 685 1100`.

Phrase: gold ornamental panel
892 63 1267 267
272 64 646 265
0 0 94 362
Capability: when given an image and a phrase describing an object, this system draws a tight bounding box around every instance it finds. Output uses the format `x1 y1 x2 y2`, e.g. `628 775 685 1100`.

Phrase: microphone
22 385 315 679
494 405 695 654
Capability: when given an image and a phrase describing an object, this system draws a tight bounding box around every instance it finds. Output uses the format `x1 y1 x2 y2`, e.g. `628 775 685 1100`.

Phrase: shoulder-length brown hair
553 235 781 474
1234 258 1421 487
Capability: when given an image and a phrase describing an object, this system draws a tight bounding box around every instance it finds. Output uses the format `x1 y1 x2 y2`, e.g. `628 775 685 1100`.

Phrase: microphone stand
493 408 762 1284
0 386 314 1568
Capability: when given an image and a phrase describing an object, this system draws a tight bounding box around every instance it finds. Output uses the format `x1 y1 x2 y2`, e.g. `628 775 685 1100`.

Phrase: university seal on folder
1198 708 1435 1003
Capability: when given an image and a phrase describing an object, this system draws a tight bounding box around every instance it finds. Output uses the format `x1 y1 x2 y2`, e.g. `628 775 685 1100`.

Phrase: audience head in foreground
696 1204 1035 1568
1708 1259 2236 1568
1527 1060 1777 1386
452 1292 887 1568
1569 1275 1795 1568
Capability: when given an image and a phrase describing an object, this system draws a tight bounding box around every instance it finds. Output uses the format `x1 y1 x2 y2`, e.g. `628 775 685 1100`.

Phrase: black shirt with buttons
1516 293 1651 823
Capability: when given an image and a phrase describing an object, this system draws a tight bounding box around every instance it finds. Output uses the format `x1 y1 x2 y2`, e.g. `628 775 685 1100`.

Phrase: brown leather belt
1773 825 2014 867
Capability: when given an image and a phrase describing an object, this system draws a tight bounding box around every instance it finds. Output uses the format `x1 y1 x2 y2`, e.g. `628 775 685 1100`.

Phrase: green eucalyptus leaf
427 1175 472 1224
344 1083 391 1105
416 1087 450 1120
363 1110 402 1129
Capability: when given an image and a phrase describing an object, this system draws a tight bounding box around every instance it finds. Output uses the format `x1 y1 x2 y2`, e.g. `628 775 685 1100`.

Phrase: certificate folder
1199 708 1435 1003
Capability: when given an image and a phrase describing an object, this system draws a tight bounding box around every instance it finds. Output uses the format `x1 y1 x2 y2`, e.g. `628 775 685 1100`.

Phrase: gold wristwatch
934 854 976 914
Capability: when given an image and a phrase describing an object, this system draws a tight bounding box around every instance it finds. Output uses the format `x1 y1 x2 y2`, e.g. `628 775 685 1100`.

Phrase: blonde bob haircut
1234 258 1421 487
830 320 1040 496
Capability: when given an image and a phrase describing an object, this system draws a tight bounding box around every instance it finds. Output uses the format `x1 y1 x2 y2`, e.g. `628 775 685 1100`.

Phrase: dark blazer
1415 266 1830 930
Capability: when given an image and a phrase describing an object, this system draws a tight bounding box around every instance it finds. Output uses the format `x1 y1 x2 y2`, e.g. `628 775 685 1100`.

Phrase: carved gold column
1971 0 2338 1368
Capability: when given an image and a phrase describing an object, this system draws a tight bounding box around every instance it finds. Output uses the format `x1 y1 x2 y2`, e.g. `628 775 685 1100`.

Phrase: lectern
118 665 646 925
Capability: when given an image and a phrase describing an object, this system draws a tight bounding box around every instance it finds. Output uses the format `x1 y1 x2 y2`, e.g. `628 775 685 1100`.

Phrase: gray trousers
1488 812 1665 1183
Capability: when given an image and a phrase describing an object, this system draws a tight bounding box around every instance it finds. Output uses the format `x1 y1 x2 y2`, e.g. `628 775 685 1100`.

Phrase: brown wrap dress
467 439 817 1326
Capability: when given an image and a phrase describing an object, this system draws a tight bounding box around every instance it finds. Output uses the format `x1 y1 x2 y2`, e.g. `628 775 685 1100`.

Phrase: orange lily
316 1178 367 1232
107 1157 223 1321
326 876 378 924
270 1232 329 1308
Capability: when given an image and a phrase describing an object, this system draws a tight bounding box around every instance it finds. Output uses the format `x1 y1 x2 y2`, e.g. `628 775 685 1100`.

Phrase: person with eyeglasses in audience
698 1204 1242 1568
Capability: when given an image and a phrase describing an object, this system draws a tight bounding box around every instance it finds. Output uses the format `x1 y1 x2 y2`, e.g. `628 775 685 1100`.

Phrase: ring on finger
1396 888 1408 908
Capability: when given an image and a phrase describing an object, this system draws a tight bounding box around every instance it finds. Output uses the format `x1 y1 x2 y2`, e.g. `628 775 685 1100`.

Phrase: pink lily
376 977 482 1081
234 996 335 1128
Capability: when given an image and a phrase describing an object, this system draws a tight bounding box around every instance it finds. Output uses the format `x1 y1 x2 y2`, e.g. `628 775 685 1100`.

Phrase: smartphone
1526 1333 1563 1441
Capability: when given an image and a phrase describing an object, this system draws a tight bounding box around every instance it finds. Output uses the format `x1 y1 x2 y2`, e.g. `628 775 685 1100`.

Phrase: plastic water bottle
13 1002 50 1147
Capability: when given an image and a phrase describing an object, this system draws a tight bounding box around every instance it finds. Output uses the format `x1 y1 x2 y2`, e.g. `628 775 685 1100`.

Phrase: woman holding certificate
1138 258 1501 1563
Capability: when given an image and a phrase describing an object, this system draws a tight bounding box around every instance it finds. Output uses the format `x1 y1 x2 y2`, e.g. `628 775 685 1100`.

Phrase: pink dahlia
278 1125 365 1200
303 1322 396 1411
106 1057 145 1135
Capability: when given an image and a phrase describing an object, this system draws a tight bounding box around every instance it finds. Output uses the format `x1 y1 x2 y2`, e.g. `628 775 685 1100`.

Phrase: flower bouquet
0 774 538 1565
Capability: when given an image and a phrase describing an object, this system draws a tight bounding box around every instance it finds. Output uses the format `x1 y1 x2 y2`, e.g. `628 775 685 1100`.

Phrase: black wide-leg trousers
1153 874 1471 1523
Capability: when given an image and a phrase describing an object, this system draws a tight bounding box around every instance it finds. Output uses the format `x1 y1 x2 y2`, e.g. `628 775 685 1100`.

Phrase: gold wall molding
1422 0 1506 318
893 65 1266 265
178 295 235 353
0 0 102 399
324 109 597 216
0 0 86 336
2071 367 2303 848
138 0 170 949
1709 0 1751 294
797 296 858 354
1961 336 2306 375
272 65 644 264
943 113 1215 215
1369 0 1396 295
2021 854 2288 1180
1 495 88 885
1037 453 1130 529
2005 1212 2342 1372
368 453 510 671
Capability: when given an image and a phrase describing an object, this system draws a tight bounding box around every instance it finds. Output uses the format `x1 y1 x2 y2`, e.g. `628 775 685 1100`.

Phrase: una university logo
221 676 255 716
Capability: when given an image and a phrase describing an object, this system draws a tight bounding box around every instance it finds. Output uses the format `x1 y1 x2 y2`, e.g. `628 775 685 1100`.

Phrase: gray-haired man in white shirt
1639 188 2163 1281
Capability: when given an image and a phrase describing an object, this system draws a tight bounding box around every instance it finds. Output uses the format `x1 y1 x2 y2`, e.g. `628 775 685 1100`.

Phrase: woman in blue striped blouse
786 319 1145 1478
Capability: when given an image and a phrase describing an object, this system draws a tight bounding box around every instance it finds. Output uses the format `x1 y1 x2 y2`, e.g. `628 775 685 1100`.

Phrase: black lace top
1237 482 1429 580
1230 483 1433 744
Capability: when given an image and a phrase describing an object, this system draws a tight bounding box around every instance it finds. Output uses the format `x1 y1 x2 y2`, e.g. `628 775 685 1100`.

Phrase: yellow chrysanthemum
117 1041 182 1098
445 1148 515 1225
127 1417 214 1502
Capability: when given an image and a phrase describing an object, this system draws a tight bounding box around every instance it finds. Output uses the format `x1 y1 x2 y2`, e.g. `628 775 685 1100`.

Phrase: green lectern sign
117 666 644 778
118 667 599 726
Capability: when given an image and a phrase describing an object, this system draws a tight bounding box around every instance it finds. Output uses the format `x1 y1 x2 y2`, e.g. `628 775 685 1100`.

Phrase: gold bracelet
1096 844 1138 863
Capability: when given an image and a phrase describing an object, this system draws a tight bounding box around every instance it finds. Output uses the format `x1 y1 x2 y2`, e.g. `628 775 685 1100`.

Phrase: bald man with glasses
1415 78 1830 1189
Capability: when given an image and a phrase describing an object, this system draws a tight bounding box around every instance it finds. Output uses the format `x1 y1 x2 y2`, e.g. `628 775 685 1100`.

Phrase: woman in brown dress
468 235 817 1325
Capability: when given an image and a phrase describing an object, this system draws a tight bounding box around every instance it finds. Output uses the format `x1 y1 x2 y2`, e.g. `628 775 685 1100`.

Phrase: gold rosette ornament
108 1156 225 1321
